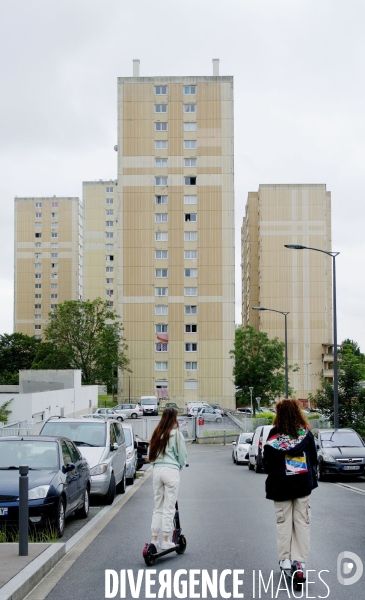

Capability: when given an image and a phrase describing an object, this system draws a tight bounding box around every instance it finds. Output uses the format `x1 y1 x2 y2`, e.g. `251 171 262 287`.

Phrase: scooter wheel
143 543 157 566
176 535 187 555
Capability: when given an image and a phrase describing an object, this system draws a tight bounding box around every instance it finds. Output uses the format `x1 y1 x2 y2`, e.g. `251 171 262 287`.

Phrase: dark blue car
0 436 91 537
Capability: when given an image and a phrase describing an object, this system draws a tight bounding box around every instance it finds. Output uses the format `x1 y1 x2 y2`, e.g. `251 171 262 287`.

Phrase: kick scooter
281 562 305 592
143 499 187 566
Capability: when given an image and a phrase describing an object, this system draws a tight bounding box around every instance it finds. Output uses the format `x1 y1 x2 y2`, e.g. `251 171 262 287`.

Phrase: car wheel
117 416 123 422
76 486 90 519
104 473 116 504
232 452 236 463
317 463 325 482
248 460 254 471
254 459 262 473
55 497 65 538
118 468 127 494
131 413 137 419
216 417 222 423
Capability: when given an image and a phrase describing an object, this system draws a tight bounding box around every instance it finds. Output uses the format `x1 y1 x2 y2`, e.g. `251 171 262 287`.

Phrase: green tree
311 340 365 436
0 399 12 423
32 299 130 387
0 333 41 383
230 325 287 407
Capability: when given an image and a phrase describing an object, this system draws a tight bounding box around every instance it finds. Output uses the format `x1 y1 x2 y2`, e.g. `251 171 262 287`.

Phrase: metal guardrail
0 421 38 437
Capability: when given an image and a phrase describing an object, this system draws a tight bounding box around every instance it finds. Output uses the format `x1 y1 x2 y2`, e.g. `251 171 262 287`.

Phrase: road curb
0 544 65 600
1 468 153 600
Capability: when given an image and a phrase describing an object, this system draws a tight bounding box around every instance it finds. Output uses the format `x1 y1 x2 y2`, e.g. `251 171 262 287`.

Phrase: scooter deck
150 544 179 558
281 567 306 592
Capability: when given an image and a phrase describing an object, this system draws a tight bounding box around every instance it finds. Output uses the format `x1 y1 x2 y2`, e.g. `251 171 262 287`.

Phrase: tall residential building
83 181 118 305
14 197 82 338
242 184 332 400
116 60 236 406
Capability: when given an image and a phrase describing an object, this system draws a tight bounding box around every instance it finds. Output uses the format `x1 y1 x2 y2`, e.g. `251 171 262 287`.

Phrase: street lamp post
249 386 253 414
256 397 261 414
285 244 340 429
252 307 289 399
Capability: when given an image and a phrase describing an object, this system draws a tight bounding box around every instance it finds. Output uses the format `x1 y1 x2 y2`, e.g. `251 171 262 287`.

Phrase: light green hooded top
152 428 187 471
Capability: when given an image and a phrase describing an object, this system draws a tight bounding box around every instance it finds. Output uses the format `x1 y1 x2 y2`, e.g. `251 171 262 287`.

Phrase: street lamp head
249 387 253 392
284 244 306 250
252 306 266 311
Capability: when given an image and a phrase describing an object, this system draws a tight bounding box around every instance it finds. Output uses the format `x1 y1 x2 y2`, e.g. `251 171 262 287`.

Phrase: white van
140 396 159 416
247 424 273 473
185 401 211 415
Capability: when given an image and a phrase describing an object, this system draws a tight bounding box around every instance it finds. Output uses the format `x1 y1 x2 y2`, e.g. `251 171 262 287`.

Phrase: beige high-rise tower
242 184 332 400
117 60 236 406
14 197 82 338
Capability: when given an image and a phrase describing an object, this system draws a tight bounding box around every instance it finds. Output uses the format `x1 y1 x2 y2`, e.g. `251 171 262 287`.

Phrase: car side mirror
232 441 236 446
64 462 75 473
246 438 253 444
110 443 119 451
134 441 138 449
316 444 320 450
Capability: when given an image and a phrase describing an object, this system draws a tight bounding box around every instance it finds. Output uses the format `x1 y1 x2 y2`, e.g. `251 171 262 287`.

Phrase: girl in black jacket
263 399 318 578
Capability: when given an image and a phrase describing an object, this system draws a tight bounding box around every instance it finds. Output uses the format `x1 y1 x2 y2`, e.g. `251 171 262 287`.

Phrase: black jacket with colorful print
263 427 318 501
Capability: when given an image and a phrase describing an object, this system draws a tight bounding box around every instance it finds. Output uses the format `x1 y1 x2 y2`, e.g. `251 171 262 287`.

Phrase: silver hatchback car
40 417 127 504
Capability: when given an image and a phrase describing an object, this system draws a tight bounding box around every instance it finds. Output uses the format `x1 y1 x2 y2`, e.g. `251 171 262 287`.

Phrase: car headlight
323 454 335 463
238 445 246 451
90 463 108 475
28 485 50 500
126 448 133 459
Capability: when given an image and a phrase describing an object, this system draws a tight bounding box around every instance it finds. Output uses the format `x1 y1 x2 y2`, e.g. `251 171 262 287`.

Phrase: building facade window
183 123 197 132
184 213 197 222
34 263 42 269
35 202 42 208
155 140 168 149
155 250 168 259
51 283 58 289
184 86 196 95
50 294 58 299
155 86 167 95
185 305 197 314
34 304 42 309
51 253 58 258
106 187 114 193
35 242 42 247
184 380 198 389
50 304 57 309
184 140 197 149
51 222 58 228
155 158 168 167
35 223 42 228
155 122 168 131
106 266 114 273
106 198 114 204
35 212 42 218
155 232 168 241
34 314 42 320
185 361 198 370
184 232 197 242
106 244 114 251
155 177 168 186
106 232 114 238
106 278 114 284
156 324 168 333
35 273 42 279
155 269 168 278
184 177 196 186
184 250 197 259
155 305 168 315
34 325 42 330
185 324 198 333
106 254 114 261
155 104 167 113
51 243 58 248
106 221 114 227
51 273 58 279
35 293 42 299
51 202 58 207
51 233 58 238
184 269 197 277
155 287 168 296
51 212 58 218
184 195 197 204
155 213 168 223
155 195 168 204
155 343 168 352
106 209 114 215
155 361 168 371
184 287 197 296
184 158 197 167
106 289 114 296
51 263 58 268
185 343 197 352
184 104 196 113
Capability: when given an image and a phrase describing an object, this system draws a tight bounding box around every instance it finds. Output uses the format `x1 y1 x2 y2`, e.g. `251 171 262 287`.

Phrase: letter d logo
337 551 363 586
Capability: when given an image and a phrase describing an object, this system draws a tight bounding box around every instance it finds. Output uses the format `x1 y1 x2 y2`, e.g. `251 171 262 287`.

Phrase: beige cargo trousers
274 495 311 562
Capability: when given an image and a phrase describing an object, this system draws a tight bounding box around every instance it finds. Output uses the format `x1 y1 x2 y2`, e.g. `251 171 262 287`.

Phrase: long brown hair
273 399 309 439
148 407 179 462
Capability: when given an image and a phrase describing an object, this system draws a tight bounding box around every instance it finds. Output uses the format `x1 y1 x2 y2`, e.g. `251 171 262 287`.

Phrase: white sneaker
150 540 160 551
161 540 176 550
279 559 292 570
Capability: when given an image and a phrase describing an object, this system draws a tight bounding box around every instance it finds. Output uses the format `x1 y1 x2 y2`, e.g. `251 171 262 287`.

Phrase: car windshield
123 428 132 446
238 435 251 444
321 432 363 448
0 440 59 470
41 422 106 447
141 399 155 405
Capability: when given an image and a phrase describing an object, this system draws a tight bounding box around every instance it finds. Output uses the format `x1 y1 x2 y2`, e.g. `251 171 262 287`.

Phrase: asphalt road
30 445 365 600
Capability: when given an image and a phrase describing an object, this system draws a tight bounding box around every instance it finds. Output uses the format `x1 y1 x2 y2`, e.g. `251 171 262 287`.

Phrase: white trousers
151 467 180 537
273 495 311 562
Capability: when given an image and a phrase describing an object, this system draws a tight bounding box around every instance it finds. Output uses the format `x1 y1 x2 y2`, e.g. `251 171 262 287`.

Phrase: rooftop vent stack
212 59 220 76
133 59 140 77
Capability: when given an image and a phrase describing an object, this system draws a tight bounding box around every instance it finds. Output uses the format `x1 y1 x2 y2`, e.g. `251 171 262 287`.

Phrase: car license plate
343 465 360 470
0 508 8 516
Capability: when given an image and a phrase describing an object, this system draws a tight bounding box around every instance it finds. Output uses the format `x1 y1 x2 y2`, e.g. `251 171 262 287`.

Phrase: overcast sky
1 0 364 350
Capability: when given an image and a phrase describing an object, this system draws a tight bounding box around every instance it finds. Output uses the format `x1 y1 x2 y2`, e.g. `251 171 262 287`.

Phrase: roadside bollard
223 430 226 445
19 465 28 556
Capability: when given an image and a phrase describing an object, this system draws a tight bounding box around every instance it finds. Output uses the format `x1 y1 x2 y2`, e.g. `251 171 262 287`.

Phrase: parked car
113 403 143 419
313 428 365 480
0 436 90 537
40 417 127 504
177 417 189 438
135 435 149 469
236 407 253 416
165 402 179 409
185 401 211 415
121 423 138 483
247 424 273 472
140 396 159 416
209 404 224 415
93 408 124 421
78 414 104 420
232 433 253 464
197 407 223 423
